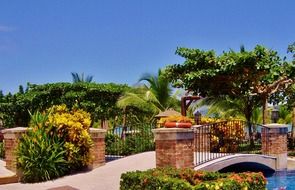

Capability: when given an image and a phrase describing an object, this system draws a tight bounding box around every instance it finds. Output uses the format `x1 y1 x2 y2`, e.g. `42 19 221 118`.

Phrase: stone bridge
194 154 276 172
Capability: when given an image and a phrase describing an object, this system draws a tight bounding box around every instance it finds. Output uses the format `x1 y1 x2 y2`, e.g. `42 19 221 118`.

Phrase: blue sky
0 1 294 94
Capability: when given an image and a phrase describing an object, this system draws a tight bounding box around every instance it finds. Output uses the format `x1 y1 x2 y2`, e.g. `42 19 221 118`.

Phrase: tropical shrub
47 105 93 170
199 118 246 153
17 105 94 183
17 112 68 182
199 117 223 124
120 167 267 190
158 115 194 127
105 124 154 156
105 133 124 155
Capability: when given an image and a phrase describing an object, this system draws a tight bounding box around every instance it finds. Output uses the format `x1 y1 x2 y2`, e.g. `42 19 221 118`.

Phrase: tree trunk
246 114 254 148
245 100 254 148
262 96 268 124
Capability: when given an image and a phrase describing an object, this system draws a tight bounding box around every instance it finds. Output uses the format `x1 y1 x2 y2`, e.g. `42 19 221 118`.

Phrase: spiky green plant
17 111 68 182
71 72 93 83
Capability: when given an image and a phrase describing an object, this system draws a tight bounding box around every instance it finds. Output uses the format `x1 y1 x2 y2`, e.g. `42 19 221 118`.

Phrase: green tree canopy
0 82 128 128
165 45 295 146
166 45 295 123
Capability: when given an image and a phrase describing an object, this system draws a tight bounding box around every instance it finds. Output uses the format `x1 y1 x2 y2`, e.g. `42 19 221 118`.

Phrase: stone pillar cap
2 127 27 134
191 125 203 128
152 128 193 133
263 124 288 128
89 128 107 133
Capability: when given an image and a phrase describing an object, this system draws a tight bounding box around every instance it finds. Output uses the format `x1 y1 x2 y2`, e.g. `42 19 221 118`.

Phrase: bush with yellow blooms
158 115 194 128
48 104 93 170
17 104 94 183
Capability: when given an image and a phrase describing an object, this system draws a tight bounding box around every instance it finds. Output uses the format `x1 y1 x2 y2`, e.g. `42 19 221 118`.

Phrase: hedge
120 167 267 190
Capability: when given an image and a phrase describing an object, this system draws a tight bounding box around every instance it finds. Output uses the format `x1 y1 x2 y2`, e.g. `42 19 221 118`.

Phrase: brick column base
262 124 288 170
153 128 194 169
3 127 27 173
88 128 106 169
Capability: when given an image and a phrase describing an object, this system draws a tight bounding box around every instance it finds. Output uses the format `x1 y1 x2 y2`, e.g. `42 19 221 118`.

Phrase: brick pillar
262 124 288 170
88 128 106 169
2 127 27 172
153 128 194 168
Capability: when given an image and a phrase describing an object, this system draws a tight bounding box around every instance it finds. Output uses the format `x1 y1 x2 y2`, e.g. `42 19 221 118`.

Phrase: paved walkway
1 152 295 190
0 151 156 190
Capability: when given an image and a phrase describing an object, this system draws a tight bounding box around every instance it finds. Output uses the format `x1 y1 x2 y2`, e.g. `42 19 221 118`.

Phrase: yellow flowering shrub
48 105 93 169
198 117 246 153
158 115 194 127
200 117 223 124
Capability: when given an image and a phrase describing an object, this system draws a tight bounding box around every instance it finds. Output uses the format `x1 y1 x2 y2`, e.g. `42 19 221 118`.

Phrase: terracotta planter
164 122 192 128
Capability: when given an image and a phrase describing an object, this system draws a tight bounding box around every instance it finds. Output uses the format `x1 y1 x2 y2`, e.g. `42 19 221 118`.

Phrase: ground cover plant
17 105 93 183
120 167 267 190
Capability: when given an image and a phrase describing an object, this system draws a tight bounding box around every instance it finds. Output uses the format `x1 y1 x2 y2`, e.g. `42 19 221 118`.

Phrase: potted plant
160 115 193 128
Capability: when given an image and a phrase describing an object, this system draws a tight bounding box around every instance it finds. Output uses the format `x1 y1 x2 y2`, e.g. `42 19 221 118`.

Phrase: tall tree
166 45 295 145
71 72 93 83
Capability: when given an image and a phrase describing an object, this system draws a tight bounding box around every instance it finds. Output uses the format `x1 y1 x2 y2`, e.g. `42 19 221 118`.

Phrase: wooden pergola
181 96 202 116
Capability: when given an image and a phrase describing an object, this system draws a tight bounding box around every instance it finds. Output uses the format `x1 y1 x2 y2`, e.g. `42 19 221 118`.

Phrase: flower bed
120 167 267 190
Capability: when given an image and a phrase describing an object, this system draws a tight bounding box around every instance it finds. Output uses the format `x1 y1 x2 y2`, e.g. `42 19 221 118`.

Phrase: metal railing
194 120 269 165
105 123 155 161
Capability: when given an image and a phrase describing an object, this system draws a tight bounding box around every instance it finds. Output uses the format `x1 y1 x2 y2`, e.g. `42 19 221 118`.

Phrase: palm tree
277 105 292 124
117 87 161 114
138 69 172 111
194 96 246 119
116 69 179 131
71 72 93 83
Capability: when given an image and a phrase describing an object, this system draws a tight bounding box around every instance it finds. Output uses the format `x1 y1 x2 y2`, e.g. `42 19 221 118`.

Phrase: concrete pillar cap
2 127 27 134
263 124 288 128
89 128 107 133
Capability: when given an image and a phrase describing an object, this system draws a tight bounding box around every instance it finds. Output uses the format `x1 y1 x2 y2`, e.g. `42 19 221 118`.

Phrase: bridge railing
194 120 269 165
